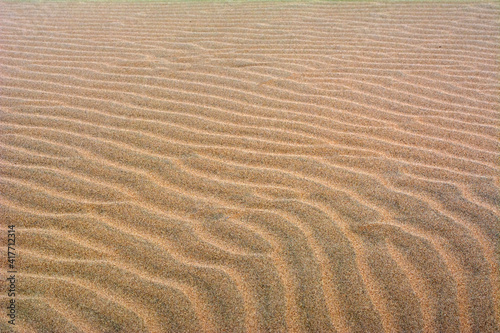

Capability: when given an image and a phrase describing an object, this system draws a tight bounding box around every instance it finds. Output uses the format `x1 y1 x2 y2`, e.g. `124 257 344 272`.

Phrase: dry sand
1 1 499 332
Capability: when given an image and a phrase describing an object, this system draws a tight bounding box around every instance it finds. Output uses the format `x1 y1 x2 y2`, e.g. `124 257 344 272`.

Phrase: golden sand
0 1 499 332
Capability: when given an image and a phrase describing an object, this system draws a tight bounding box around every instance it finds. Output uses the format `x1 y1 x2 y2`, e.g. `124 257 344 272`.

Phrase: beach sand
0 1 499 332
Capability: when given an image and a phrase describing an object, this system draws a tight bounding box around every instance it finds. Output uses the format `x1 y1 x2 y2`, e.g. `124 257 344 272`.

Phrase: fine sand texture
1 1 499 332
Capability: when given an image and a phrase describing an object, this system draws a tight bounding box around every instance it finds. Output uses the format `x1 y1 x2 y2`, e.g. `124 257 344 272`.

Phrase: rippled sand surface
1 1 499 332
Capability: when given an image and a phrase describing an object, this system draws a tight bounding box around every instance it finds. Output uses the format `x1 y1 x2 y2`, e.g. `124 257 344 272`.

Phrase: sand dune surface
1 1 499 332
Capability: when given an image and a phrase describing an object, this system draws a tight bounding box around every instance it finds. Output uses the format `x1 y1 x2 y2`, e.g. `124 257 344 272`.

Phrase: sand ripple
1 1 499 332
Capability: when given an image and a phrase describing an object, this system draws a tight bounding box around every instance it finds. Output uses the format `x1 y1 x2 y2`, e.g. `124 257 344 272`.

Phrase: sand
0 1 499 332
